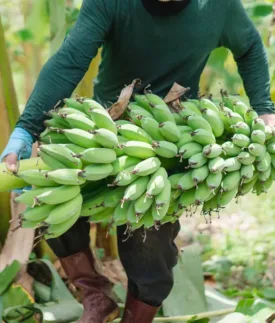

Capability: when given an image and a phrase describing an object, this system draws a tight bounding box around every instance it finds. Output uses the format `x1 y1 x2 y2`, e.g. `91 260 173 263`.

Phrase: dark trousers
47 218 180 306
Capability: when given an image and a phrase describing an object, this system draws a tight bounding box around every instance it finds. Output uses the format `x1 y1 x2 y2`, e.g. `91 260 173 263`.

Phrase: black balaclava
142 0 191 16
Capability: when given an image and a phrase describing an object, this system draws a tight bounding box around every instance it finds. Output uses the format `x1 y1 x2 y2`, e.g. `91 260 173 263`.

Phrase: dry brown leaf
164 82 190 104
108 79 141 120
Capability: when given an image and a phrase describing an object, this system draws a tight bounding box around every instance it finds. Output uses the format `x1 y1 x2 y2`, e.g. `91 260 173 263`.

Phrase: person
1 0 275 322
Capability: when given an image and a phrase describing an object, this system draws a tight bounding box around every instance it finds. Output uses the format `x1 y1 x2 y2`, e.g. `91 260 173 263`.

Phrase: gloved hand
0 127 34 193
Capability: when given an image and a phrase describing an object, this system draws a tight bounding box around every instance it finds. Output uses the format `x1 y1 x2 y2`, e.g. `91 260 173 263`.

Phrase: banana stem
0 158 49 192
113 307 235 322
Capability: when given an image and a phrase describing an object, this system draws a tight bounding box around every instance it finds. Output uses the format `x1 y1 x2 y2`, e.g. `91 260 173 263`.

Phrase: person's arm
17 0 114 139
219 0 274 117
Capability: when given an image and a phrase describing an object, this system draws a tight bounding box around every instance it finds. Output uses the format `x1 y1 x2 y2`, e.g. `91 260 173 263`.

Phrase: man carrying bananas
1 0 275 322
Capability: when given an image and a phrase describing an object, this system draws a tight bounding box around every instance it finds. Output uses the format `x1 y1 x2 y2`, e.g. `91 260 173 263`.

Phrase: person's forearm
236 33 274 115
16 46 88 139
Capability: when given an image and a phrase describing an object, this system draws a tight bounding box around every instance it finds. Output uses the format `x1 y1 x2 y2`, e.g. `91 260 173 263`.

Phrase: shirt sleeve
17 0 114 138
219 0 274 115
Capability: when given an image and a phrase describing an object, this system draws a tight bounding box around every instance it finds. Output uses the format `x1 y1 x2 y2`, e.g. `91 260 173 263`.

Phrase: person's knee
135 272 175 306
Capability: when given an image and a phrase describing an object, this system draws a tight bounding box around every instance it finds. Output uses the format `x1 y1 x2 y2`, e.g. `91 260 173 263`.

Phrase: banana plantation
1 0 275 322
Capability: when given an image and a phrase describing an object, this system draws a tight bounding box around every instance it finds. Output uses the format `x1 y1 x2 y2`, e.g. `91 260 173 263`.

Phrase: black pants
47 218 180 306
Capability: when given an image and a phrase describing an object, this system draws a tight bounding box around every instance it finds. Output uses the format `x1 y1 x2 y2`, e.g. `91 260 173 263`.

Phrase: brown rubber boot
60 248 120 323
121 292 160 323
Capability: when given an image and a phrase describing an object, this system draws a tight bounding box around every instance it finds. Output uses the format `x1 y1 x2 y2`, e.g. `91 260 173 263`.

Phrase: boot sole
105 307 120 322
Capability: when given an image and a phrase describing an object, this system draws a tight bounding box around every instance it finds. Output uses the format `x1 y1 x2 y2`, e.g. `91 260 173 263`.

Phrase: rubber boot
60 248 120 323
120 292 160 323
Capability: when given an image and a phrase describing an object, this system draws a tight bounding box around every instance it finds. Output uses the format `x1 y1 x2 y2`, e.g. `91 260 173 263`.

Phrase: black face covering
142 0 191 16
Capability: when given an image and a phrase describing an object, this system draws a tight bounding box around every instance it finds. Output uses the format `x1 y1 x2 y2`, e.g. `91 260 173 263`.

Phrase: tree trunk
0 16 20 244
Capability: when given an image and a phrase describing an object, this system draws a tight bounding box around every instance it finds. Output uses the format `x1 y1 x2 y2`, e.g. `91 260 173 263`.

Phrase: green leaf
35 300 83 323
2 284 34 321
236 299 267 316
35 259 75 302
0 260 21 295
25 0 49 45
162 245 208 316
112 283 126 303
253 4 272 17
0 296 3 322
16 29 33 42
187 318 209 323
262 288 275 300
249 308 275 323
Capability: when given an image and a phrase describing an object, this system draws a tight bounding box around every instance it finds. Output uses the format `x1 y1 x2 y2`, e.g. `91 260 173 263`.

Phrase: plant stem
113 308 235 322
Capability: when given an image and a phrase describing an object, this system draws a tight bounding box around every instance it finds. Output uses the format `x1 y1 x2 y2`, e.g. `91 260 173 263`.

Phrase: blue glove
0 127 34 193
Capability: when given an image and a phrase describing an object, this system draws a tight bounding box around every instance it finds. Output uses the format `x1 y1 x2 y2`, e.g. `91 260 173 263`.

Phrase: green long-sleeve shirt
17 0 274 138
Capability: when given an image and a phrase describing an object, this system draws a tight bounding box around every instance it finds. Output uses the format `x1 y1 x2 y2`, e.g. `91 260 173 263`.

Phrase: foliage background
1 0 275 310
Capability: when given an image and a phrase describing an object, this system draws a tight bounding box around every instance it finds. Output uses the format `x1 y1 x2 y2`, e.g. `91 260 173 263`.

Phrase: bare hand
4 153 18 173
259 114 275 127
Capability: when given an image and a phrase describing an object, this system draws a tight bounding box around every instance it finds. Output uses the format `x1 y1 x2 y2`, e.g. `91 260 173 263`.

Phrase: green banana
44 207 81 239
237 152 255 165
232 134 250 148
176 133 194 149
90 128 119 148
35 185 81 205
223 157 242 172
152 141 178 158
134 192 154 215
78 148 116 164
89 207 114 224
112 165 139 186
187 115 212 133
178 143 202 160
251 117 265 132
118 124 153 143
146 167 168 197
110 155 141 176
203 144 222 158
244 109 258 126
206 173 223 191
178 171 195 191
251 130 266 145
248 143 266 157
191 129 216 145
89 108 117 134
45 194 82 225
159 121 181 142
222 142 242 157
83 164 113 181
140 117 165 141
18 170 59 187
201 109 224 137
188 153 207 168
47 169 86 185
103 187 125 208
178 188 196 209
221 171 241 192
62 129 101 148
132 157 161 176
22 204 55 222
195 182 212 205
122 141 156 159
121 176 150 205
230 122 250 136
191 165 209 184
155 179 171 209
40 144 82 169
64 113 96 131
38 150 67 170
15 187 54 207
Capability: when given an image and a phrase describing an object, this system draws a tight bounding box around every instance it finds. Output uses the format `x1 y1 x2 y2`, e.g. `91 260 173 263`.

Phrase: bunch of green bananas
10 90 275 238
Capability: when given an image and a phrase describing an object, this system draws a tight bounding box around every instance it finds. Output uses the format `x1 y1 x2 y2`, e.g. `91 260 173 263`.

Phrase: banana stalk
0 158 48 192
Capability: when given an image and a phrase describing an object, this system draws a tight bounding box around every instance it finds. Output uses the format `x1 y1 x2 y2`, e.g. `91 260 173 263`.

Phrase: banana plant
0 15 20 244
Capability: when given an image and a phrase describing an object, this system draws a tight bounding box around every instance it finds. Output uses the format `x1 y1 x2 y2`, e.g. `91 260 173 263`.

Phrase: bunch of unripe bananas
12 90 275 238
